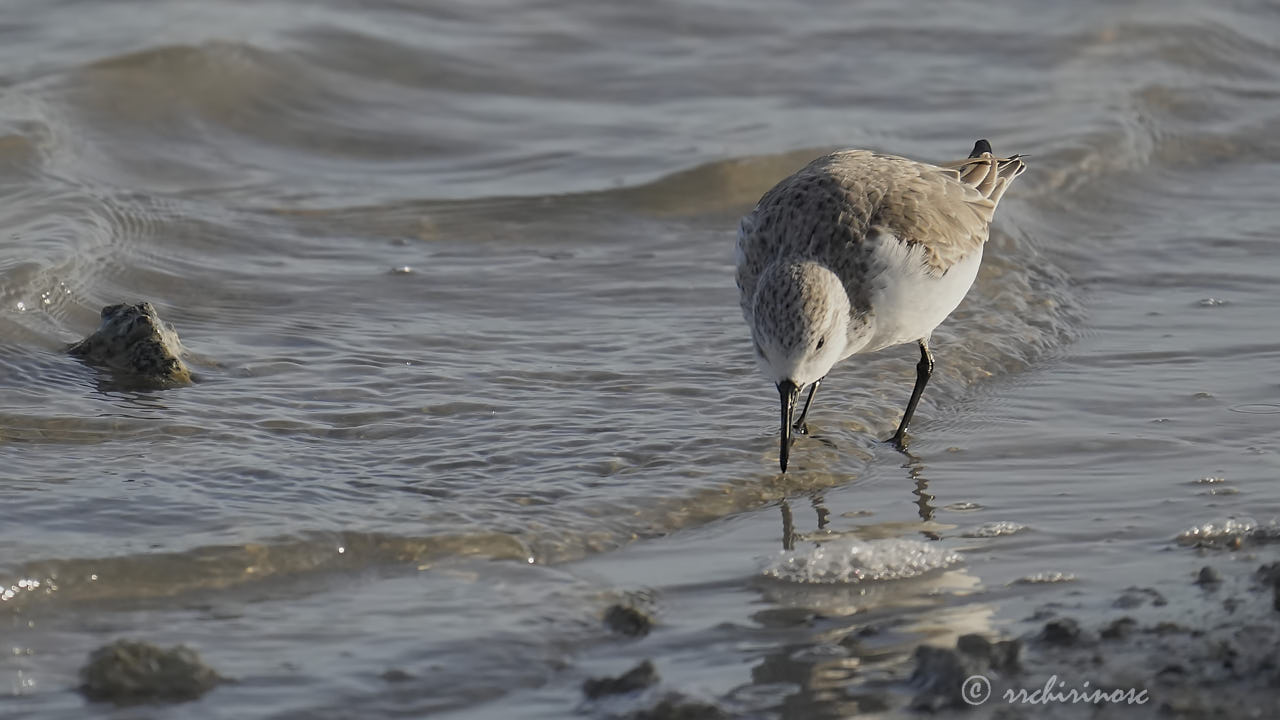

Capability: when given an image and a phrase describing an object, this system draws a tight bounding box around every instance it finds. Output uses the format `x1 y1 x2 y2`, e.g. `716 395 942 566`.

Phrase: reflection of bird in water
780 496 830 550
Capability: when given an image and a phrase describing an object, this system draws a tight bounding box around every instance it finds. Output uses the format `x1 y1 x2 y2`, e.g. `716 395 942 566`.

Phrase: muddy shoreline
569 518 1280 719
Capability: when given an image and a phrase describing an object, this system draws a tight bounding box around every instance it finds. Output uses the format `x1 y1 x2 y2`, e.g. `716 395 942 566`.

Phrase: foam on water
1013 572 1076 585
961 521 1027 538
1176 517 1280 548
760 538 961 585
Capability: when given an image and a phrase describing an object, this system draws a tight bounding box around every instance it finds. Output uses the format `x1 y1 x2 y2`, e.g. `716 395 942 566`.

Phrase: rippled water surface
4 0 1280 717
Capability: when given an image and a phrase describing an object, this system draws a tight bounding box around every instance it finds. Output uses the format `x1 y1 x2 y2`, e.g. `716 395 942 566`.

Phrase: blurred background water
2 0 1280 717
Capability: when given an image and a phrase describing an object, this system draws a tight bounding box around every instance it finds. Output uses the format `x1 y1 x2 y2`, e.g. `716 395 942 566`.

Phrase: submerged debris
79 639 221 704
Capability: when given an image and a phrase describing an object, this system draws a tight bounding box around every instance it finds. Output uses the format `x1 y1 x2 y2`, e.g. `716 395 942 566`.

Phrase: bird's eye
816 337 825 350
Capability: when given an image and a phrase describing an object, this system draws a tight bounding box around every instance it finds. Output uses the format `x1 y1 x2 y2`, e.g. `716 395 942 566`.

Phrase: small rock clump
605 604 654 637
583 660 659 699
1101 617 1137 640
1195 565 1223 586
1040 617 1084 646
79 639 221 705
68 302 192 385
1257 562 1280 612
909 633 1021 710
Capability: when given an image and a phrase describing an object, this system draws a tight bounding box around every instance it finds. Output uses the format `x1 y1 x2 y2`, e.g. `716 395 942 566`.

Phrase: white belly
855 237 983 354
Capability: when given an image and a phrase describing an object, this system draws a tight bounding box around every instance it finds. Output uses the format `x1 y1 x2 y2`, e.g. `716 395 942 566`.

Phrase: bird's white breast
853 232 983 355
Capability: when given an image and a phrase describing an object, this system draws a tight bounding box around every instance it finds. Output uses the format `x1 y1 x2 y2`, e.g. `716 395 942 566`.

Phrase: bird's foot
885 433 910 453
792 421 810 435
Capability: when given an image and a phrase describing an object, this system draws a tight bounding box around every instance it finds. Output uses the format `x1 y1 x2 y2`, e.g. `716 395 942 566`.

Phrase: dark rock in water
1101 617 1137 640
1257 563 1280 611
79 639 221 704
629 693 729 720
1209 639 1240 671
1256 562 1280 586
1041 618 1082 646
1195 566 1223 586
583 660 659 699
955 633 991 658
954 633 1019 672
605 604 653 637
909 633 1021 710
380 669 413 683
909 645 976 710
856 623 882 637
68 302 191 385
1114 586 1167 608
990 639 1021 674
751 606 817 627
1149 621 1191 636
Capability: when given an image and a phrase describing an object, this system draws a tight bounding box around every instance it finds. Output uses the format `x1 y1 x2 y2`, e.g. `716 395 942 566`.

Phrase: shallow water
3 0 1280 717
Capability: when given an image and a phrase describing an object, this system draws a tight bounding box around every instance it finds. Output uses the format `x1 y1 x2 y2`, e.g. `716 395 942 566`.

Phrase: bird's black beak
778 380 799 473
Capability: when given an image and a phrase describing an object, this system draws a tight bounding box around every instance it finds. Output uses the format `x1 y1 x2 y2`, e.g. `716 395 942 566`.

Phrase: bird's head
750 261 851 473
750 260 850 388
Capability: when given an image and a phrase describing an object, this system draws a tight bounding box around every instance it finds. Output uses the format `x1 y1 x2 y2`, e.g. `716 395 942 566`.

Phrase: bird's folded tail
942 138 1027 207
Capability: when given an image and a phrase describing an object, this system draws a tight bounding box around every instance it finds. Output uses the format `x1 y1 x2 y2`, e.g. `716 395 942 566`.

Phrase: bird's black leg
889 339 934 451
792 377 824 435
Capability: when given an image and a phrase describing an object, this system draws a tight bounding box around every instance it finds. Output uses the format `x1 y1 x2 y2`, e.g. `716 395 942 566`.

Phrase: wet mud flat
903 547 1280 718
50 534 1280 720
563 517 1280 720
